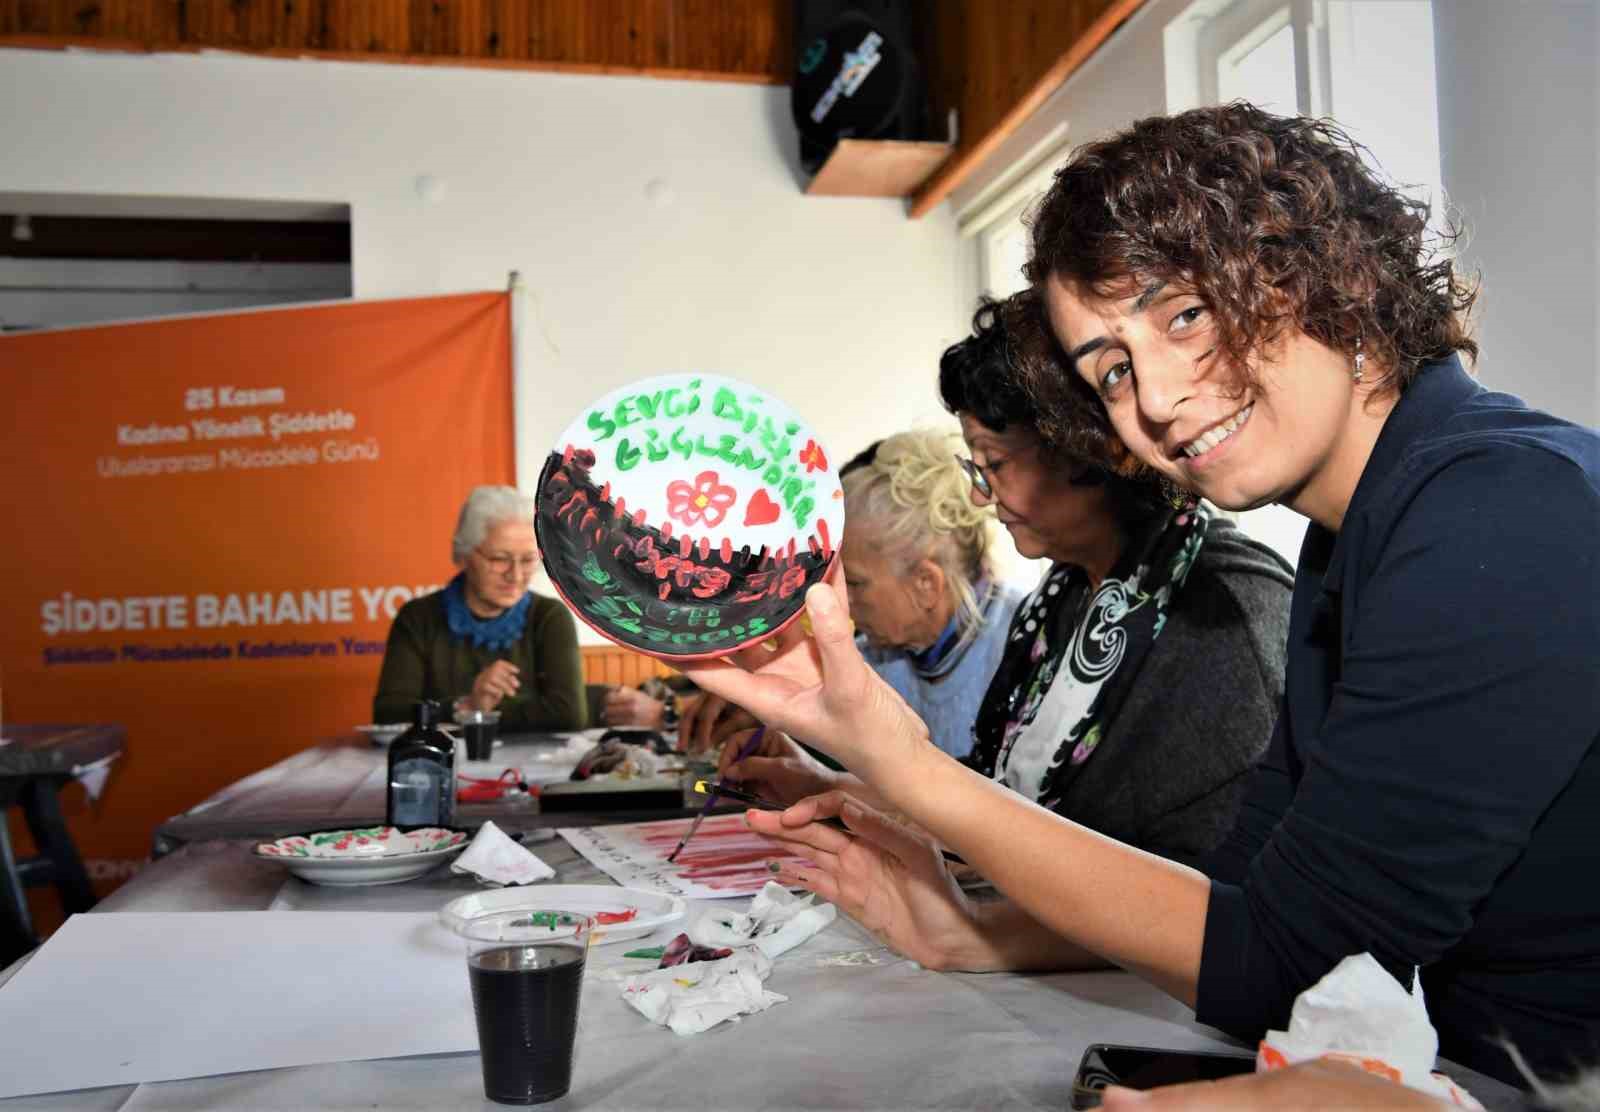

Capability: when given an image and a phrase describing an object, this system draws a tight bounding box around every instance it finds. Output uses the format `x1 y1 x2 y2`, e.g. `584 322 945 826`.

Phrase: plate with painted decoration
534 373 842 660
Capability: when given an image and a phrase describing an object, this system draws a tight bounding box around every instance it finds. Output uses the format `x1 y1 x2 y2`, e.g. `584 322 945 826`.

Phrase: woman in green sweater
372 485 587 731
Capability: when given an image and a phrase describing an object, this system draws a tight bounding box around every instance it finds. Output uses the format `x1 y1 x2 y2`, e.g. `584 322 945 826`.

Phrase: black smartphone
1070 1043 1256 1109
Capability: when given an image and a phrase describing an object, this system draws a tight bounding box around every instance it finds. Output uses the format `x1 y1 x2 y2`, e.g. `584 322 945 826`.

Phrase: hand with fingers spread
676 691 759 755
1099 1058 1451 1111
681 575 931 783
468 659 521 712
746 791 992 971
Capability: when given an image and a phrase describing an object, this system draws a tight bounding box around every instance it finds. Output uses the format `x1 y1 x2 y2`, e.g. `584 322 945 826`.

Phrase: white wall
0 47 977 639
1433 0 1599 426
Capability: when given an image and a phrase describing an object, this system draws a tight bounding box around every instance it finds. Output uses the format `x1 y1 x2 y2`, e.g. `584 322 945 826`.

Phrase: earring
1352 335 1366 383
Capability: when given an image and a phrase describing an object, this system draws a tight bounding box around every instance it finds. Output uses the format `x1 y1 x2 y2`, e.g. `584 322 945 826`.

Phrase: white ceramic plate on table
254 826 470 887
355 723 407 747
438 884 686 945
357 723 463 748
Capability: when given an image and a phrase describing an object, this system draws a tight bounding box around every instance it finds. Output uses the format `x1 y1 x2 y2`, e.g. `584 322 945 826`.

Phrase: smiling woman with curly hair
680 103 1599 1091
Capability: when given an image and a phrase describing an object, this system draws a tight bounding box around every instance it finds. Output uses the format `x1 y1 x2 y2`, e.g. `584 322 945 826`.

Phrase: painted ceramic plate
254 826 470 887
438 883 687 946
535 373 843 659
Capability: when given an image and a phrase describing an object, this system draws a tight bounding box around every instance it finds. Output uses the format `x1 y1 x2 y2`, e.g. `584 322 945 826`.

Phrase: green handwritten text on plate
585 380 816 529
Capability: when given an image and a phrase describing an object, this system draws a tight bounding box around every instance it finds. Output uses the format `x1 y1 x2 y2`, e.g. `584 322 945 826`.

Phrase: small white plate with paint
357 723 462 748
356 724 408 747
438 884 686 945
255 826 471 887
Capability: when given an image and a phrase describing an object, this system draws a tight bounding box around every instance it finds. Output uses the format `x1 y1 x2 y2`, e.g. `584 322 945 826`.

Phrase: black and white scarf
965 503 1210 811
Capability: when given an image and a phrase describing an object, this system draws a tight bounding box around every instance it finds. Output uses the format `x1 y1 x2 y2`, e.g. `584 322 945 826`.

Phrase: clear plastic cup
458 910 591 1105
454 702 502 761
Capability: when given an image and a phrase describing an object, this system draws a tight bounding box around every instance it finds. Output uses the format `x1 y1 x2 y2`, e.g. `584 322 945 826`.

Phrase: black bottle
386 699 457 830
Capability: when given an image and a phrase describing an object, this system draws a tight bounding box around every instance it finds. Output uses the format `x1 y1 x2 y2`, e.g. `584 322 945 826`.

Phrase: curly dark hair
939 293 1170 527
937 297 1038 435
1024 102 1478 402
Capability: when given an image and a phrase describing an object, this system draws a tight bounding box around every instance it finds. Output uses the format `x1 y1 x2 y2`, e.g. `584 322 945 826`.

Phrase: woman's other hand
717 728 840 806
682 577 928 780
601 685 666 729
749 791 990 971
469 659 521 711
676 691 758 755
1099 1058 1451 1110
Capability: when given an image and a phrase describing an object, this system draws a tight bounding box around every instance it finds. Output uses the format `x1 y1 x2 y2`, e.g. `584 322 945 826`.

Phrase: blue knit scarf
442 573 532 652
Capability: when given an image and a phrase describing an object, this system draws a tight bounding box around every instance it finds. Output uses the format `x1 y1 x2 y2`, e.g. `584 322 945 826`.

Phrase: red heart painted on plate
744 489 781 527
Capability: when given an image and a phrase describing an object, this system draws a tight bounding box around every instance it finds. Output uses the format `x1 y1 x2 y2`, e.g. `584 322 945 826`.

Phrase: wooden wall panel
0 0 790 83
915 0 1147 215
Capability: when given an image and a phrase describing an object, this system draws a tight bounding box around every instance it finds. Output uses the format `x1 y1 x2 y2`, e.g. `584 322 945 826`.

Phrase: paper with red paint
557 815 816 900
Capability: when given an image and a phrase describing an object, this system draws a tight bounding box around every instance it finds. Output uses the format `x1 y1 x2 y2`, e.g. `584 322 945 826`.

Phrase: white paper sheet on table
0 911 477 1100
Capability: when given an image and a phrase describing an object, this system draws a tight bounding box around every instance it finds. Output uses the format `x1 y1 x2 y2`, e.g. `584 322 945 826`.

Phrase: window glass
1218 17 1297 111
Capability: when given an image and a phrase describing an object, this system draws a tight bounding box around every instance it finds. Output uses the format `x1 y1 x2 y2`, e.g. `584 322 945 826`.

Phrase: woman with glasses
940 295 1293 859
713 298 1293 863
373 484 587 730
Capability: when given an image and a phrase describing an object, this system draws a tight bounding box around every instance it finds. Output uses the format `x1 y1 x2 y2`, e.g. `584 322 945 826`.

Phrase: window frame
1193 0 1331 116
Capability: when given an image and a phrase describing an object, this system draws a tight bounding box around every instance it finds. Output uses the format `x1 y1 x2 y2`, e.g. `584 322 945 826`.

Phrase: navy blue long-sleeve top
1193 358 1600 1087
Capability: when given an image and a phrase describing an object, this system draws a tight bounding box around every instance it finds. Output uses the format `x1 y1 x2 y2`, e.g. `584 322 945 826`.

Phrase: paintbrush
692 778 967 866
665 725 766 863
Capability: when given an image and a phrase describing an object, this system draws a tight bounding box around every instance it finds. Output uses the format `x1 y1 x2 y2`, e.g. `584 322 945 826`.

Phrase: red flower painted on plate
667 470 737 528
798 438 828 473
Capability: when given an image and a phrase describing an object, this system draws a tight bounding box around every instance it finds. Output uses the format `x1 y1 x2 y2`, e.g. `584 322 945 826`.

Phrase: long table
151 732 721 856
0 832 1523 1110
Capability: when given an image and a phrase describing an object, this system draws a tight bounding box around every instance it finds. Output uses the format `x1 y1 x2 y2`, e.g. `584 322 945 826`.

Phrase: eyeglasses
475 549 539 576
954 455 994 500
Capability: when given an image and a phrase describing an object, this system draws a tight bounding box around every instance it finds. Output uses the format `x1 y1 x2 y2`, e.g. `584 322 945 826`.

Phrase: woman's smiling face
1042 272 1374 527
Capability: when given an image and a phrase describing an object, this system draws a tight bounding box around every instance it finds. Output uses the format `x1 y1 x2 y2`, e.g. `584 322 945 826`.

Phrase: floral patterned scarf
965 503 1210 811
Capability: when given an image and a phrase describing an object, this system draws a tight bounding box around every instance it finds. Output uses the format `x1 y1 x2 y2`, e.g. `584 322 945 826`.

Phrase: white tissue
449 820 555 886
619 883 836 1037
620 949 787 1036
689 881 838 958
1259 953 1483 1108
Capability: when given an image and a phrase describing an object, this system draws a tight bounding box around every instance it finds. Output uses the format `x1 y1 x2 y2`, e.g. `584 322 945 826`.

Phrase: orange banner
0 292 513 898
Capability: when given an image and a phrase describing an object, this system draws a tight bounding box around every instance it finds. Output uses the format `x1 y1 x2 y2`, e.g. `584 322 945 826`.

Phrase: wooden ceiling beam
914 0 1148 218
0 1 1152 214
0 0 790 84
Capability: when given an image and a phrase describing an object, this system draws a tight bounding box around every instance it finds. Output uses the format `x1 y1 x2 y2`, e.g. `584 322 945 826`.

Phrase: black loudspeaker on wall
791 1 932 176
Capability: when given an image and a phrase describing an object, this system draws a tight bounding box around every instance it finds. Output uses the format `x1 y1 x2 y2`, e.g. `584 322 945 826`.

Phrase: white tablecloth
0 837 1524 1111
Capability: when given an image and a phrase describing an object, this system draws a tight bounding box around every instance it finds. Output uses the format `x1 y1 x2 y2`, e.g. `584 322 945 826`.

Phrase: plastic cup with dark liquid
459 909 591 1105
456 705 501 761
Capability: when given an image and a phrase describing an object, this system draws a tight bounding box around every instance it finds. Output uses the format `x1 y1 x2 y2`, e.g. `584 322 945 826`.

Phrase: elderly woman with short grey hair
373 484 587 730
841 429 1026 759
